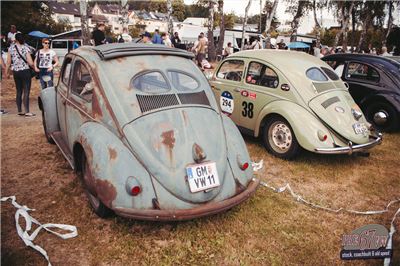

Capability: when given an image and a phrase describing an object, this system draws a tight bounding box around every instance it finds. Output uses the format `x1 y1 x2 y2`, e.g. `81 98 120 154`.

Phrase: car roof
70 43 194 61
228 50 328 72
322 53 400 69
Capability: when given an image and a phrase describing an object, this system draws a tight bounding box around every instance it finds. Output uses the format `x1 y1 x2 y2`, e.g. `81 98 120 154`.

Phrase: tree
79 0 90 45
166 0 174 36
241 0 252 51
172 0 186 22
333 1 356 50
288 1 311 42
264 0 279 48
207 0 217 61
312 0 326 50
382 0 394 47
216 0 225 56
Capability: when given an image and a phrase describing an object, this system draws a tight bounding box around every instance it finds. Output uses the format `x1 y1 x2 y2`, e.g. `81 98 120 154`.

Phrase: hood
123 107 228 203
308 90 370 144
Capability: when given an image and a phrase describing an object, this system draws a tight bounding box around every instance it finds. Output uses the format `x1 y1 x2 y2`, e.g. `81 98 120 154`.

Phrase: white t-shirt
38 49 56 69
7 31 21 42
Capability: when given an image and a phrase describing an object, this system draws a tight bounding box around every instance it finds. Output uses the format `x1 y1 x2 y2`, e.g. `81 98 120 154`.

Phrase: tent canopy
28 31 50 39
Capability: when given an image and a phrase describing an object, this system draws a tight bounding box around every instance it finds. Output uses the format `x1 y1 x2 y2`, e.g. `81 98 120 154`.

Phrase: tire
81 153 113 218
41 111 55 144
262 116 300 160
365 101 399 132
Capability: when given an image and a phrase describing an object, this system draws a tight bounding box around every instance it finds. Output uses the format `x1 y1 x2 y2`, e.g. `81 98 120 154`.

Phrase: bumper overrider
114 178 260 221
314 133 383 155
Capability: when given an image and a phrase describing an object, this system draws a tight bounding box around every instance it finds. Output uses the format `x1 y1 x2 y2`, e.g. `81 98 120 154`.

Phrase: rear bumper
113 178 260 221
314 133 382 154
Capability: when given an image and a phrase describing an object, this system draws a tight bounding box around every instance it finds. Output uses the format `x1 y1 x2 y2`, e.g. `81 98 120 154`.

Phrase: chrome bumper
314 133 382 155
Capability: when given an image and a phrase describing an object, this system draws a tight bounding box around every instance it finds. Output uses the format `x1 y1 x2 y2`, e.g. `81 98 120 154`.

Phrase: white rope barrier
1 196 78 266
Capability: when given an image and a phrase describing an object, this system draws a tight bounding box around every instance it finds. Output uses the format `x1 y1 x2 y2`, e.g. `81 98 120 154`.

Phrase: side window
346 62 380 83
246 61 279 88
52 40 68 49
62 58 72 86
71 61 93 101
131 71 169 93
216 60 244 82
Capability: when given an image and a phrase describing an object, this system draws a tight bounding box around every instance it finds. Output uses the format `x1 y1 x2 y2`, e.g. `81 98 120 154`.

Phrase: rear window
131 71 169 93
321 67 340 80
52 40 67 49
167 71 199 91
306 67 328 81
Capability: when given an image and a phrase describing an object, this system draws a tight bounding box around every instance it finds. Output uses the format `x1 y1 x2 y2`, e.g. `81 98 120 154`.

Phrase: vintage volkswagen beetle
209 50 382 159
322 54 400 132
38 43 259 220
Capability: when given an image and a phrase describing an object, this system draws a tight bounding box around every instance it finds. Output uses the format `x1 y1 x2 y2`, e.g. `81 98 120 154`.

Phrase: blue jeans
39 69 54 89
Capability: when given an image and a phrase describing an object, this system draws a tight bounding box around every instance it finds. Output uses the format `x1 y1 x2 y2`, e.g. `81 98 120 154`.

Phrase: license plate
352 122 368 134
186 162 220 193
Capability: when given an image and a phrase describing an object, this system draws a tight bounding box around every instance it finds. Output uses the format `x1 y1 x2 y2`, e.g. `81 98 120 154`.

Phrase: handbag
15 45 37 78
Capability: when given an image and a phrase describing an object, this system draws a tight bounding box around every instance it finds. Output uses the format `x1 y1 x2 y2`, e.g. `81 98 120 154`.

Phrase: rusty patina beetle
38 43 259 220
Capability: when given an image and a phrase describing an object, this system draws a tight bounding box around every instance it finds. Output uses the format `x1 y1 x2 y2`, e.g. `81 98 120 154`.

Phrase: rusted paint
108 147 117 161
96 179 117 208
83 155 96 195
161 130 175 150
116 57 127 63
182 110 189 126
92 91 103 119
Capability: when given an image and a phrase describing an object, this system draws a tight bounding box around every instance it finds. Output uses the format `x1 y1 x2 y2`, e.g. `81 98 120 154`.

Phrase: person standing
223 42 233 58
171 32 181 47
118 28 132 43
92 23 106 46
5 33 35 116
161 33 173 48
251 37 262 49
34 38 59 90
7 25 20 44
141 32 153 44
152 29 162 44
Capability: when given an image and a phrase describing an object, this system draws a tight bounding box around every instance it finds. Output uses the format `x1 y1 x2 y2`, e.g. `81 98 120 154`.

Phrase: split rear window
306 67 328 81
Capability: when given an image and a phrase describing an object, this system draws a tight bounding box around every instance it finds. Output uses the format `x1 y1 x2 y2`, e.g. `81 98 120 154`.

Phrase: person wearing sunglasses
34 38 59 90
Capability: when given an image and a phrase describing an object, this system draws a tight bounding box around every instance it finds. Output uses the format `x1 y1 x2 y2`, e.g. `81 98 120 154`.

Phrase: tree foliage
1 1 71 36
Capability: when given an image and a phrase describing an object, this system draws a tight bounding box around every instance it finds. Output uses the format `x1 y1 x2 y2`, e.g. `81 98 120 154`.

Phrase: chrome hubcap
373 111 388 125
268 122 292 153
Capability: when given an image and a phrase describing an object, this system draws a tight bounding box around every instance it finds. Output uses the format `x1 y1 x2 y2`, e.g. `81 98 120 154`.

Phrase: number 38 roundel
220 91 234 116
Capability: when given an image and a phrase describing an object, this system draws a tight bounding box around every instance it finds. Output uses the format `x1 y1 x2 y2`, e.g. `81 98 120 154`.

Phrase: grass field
1 76 399 266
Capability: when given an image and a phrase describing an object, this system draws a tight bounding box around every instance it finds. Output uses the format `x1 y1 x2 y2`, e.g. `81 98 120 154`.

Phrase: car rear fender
255 101 336 152
361 93 400 113
75 122 155 210
39 86 60 134
221 115 253 186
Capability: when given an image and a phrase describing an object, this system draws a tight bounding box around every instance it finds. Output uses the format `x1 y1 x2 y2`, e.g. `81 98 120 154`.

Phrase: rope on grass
1 196 78 266
252 160 400 265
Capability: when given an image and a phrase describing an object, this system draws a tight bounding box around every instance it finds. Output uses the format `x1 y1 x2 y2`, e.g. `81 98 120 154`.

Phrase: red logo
249 92 257 99
241 90 249 97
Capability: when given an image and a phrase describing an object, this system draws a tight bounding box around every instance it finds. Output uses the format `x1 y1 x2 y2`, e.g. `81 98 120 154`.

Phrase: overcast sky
183 0 400 34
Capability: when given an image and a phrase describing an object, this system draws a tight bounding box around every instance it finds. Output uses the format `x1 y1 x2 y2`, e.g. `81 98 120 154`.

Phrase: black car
322 54 400 132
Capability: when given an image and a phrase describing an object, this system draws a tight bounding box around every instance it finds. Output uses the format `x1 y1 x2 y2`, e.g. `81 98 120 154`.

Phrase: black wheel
81 153 113 218
262 116 300 160
41 111 55 144
365 101 399 132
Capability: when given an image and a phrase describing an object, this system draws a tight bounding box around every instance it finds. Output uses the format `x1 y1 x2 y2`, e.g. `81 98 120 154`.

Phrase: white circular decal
220 91 234 115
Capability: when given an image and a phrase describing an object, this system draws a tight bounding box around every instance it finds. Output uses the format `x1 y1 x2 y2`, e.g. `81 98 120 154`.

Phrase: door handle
234 88 240 92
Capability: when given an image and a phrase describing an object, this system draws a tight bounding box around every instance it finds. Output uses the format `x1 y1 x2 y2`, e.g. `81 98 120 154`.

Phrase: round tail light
126 176 142 196
131 186 141 196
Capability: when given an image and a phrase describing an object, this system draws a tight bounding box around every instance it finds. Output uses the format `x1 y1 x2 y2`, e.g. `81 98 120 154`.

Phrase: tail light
126 176 141 196
237 155 249 171
318 130 328 142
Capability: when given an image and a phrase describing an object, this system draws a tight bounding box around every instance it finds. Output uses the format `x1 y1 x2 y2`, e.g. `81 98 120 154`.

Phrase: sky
183 0 400 34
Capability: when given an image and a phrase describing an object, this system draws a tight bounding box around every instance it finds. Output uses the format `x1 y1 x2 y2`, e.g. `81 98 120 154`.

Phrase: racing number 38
242 101 254 118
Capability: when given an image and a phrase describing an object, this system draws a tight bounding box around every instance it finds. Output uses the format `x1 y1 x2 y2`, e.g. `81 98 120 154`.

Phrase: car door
57 56 73 144
343 61 381 103
237 60 291 132
66 58 94 150
210 59 246 124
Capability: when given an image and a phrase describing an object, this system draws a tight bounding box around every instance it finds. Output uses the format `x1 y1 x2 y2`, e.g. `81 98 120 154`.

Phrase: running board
51 131 75 169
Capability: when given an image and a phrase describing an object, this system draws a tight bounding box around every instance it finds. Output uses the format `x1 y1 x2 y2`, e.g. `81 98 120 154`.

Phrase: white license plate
352 122 368 134
186 162 220 193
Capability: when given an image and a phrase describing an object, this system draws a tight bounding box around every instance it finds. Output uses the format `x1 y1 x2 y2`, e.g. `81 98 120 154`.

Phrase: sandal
25 112 36 117
17 112 25 116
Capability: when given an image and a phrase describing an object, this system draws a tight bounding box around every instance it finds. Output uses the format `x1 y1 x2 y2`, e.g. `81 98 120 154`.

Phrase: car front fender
39 87 60 134
255 100 336 152
76 122 155 210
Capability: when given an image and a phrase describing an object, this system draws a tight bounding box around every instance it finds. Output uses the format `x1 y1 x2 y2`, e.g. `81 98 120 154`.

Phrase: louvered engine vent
178 91 210 106
136 94 180 113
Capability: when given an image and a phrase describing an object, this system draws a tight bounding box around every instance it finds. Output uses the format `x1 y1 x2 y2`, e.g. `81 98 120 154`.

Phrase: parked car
322 54 400 132
209 50 382 159
38 43 259 220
